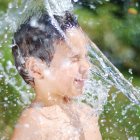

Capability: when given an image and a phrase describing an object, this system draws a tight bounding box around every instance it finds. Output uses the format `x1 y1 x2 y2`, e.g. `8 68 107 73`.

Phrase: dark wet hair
12 11 79 85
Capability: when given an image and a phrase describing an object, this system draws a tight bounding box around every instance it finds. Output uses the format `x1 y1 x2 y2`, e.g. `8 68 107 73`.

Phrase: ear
25 57 45 79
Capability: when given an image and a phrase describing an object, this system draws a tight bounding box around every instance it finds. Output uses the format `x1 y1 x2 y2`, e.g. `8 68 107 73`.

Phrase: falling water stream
0 0 140 139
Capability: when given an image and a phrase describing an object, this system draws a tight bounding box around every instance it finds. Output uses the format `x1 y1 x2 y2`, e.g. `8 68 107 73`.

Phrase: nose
79 58 90 76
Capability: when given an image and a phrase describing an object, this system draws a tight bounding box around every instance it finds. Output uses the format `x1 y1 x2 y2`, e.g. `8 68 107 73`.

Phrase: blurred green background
0 0 140 139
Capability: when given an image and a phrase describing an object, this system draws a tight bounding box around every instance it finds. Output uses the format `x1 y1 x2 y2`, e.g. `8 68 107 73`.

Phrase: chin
72 89 83 97
65 86 84 97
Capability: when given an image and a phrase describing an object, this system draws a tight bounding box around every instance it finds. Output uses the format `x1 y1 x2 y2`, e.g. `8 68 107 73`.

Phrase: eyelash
71 55 89 62
71 57 80 62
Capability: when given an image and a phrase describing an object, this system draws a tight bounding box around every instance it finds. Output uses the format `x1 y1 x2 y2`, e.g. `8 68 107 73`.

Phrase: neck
32 87 72 107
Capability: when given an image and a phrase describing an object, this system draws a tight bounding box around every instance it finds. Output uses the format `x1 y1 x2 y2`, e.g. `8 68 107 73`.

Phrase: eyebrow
70 44 89 58
70 53 88 59
70 54 80 58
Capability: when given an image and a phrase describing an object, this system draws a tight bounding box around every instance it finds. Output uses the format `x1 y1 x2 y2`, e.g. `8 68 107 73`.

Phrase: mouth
74 78 85 88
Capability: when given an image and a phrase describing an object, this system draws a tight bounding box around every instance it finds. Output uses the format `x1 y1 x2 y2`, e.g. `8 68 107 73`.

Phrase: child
11 11 102 140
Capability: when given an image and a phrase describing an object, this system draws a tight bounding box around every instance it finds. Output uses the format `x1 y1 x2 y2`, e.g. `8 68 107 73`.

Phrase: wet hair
12 11 79 85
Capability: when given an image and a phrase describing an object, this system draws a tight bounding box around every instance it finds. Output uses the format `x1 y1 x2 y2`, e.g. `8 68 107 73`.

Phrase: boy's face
41 28 90 97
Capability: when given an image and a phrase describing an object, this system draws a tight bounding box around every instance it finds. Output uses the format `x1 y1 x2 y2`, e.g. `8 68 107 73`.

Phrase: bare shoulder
73 102 99 127
16 107 41 126
73 102 102 140
11 108 42 140
74 102 96 116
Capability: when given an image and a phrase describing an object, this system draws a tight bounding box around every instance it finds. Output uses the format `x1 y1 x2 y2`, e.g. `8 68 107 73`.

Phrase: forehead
65 28 88 55
54 28 88 56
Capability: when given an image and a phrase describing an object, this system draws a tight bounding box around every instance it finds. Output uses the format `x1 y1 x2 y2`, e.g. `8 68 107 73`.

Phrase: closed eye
71 54 89 62
71 55 80 62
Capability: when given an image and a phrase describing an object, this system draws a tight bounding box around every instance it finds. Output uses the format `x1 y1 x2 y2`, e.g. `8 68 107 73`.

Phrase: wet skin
11 28 102 140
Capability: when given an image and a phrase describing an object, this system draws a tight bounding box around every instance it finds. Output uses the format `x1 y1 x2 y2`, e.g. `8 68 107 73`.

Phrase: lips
74 78 85 88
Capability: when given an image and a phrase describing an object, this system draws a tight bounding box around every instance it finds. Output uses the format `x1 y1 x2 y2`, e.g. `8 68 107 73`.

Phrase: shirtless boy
11 11 102 140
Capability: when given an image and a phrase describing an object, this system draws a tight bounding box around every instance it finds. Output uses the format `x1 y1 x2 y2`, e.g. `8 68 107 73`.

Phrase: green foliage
75 3 140 74
0 0 140 140
0 78 22 139
100 89 140 139
75 2 140 139
0 1 11 12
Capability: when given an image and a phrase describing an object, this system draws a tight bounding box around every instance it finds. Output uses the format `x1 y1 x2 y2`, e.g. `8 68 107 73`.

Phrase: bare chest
35 105 96 140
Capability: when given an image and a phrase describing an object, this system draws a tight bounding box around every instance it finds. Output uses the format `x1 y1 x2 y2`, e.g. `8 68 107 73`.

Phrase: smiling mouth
74 78 85 88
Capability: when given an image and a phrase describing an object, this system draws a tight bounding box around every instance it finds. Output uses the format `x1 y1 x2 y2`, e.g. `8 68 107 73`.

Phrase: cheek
60 59 71 68
44 69 56 81
60 60 79 78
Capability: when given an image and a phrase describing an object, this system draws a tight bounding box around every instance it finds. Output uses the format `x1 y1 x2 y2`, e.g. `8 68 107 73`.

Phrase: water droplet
8 3 13 9
73 0 79 2
100 119 106 123
128 68 133 75
4 34 8 39
24 124 30 128
0 74 4 79
136 2 139 7
128 77 133 83
4 104 8 107
89 5 96 10
30 18 38 28
4 97 8 101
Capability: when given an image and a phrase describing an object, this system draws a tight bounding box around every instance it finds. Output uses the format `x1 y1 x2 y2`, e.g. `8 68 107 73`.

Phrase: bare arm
83 115 102 140
11 109 42 140
77 103 102 140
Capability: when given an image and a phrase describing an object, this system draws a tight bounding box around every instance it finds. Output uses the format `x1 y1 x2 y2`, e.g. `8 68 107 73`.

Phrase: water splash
0 0 140 139
44 0 73 16
0 0 139 115
87 41 140 105
0 0 74 105
0 0 73 34
75 41 140 115
0 0 140 116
